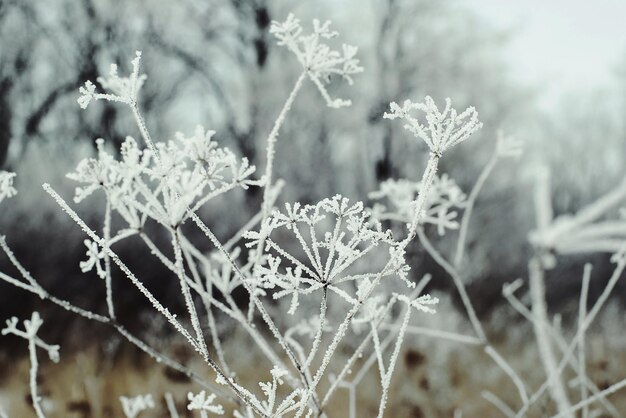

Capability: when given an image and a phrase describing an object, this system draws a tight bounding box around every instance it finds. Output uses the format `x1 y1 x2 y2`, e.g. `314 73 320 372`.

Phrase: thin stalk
380 324 481 345
528 257 572 417
28 335 46 418
250 71 307 321
377 307 411 418
165 393 179 418
0 235 45 298
172 228 209 359
416 227 486 342
454 151 497 268
259 71 307 222
578 264 591 418
305 287 328 368
482 391 515 418
103 198 115 319
404 153 439 244
180 241 232 377
484 346 528 405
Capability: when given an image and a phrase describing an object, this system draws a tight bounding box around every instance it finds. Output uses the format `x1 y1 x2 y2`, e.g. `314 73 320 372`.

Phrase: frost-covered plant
8 10 624 418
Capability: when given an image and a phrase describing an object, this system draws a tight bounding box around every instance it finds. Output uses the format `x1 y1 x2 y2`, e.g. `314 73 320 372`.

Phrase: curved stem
416 227 486 342
454 152 497 268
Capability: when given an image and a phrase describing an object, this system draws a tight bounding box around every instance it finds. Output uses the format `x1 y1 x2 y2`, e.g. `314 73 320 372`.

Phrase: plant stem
28 335 46 418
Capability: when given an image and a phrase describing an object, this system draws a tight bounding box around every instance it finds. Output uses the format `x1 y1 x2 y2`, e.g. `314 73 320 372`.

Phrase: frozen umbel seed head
270 13 363 108
383 96 482 156
78 51 147 109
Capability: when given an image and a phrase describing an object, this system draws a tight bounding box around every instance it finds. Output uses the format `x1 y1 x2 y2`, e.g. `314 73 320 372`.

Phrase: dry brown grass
2 314 626 417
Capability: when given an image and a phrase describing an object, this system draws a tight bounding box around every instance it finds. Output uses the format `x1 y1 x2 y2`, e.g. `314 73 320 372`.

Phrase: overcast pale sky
468 0 626 103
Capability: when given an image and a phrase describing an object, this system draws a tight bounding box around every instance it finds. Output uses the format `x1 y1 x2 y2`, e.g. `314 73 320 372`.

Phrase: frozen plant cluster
1 12 626 418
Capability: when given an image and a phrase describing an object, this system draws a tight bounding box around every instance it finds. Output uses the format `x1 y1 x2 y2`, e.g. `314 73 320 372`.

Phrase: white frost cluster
270 13 363 108
0 171 17 204
244 195 412 314
119 394 155 418
66 126 260 228
257 367 302 417
78 51 147 109
79 239 106 279
187 390 224 415
383 96 482 156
